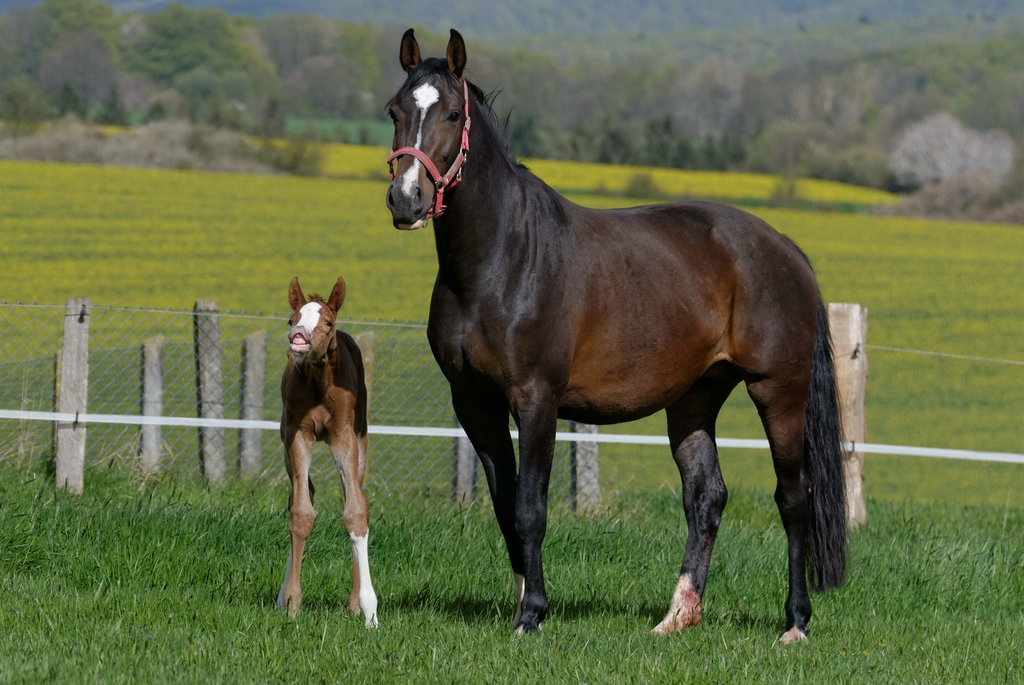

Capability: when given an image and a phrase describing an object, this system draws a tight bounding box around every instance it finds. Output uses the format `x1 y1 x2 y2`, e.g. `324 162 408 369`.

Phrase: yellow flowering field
1 159 1021 503
321 143 900 205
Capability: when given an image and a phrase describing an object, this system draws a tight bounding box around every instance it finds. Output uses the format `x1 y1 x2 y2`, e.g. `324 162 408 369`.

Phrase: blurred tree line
0 0 1022 192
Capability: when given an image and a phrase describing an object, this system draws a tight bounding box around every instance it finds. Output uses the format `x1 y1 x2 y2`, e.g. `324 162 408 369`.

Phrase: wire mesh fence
0 302 578 500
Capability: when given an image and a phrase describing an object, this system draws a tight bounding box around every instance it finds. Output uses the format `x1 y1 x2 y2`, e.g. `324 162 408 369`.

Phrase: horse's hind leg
654 376 737 635
331 426 378 628
278 430 315 617
747 377 812 643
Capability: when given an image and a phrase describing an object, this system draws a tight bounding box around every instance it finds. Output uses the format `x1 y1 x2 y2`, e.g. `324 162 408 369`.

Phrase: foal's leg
278 429 315 617
747 377 812 644
451 388 524 624
654 378 736 636
330 425 378 628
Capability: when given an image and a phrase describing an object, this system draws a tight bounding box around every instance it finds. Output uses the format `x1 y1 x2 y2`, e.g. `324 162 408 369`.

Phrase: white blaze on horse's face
400 83 441 196
290 302 322 353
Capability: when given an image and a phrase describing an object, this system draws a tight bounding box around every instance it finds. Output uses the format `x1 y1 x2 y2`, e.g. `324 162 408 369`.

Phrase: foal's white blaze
512 573 525 625
400 83 441 196
350 532 378 628
296 302 322 334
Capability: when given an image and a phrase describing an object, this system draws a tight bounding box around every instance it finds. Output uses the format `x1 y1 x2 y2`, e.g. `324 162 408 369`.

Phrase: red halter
387 79 472 220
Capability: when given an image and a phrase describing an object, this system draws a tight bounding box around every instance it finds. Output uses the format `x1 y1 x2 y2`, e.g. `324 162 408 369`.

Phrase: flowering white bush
889 112 1014 189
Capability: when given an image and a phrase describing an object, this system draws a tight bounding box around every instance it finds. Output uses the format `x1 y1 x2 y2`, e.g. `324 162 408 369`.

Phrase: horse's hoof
652 576 702 635
513 614 543 634
779 627 808 644
348 595 362 616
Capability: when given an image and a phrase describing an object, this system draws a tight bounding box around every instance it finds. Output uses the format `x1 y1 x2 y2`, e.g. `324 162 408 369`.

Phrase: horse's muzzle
288 326 312 355
386 180 430 230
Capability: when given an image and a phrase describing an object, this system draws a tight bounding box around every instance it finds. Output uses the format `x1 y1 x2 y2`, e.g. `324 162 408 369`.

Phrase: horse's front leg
451 387 523 623
330 425 378 628
510 383 559 633
278 429 315 617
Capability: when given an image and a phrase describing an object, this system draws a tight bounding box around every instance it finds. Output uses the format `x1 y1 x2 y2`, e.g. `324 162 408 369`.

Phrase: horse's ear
446 29 466 79
288 277 306 311
327 276 346 313
400 28 421 74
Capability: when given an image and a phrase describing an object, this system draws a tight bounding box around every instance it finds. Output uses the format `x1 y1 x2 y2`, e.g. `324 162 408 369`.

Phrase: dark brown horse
385 29 846 642
278 276 378 628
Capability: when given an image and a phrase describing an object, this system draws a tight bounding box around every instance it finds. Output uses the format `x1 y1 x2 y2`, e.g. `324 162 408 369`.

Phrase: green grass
1 159 1023 507
1 463 1022 683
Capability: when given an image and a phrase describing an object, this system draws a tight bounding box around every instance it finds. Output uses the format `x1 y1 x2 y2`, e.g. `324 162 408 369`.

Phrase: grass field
1 464 1021 683
1 158 1022 506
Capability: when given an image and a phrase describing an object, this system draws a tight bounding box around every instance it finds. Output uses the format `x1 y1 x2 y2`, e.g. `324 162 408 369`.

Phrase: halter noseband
387 79 472 220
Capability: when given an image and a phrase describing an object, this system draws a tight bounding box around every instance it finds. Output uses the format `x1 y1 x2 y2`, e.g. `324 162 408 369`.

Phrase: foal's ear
288 277 306 311
446 29 466 79
400 28 421 74
327 276 346 313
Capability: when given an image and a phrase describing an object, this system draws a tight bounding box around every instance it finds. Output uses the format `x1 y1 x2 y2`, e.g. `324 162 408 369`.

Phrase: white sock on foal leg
350 532 378 628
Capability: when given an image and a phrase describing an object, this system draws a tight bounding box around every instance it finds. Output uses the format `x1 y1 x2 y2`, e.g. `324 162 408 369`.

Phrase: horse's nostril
386 186 396 209
414 185 422 202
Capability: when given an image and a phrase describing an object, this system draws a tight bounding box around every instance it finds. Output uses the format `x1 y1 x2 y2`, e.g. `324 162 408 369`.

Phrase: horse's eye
287 320 293 326
446 109 461 123
388 109 398 123
326 321 333 328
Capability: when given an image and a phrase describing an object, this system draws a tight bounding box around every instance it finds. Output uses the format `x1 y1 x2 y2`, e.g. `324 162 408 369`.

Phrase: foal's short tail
803 298 847 591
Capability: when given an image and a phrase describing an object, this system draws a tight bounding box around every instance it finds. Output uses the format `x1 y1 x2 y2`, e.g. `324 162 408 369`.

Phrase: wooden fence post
453 417 477 504
140 334 165 477
194 300 225 483
54 297 90 494
571 422 600 513
828 303 868 528
239 330 266 478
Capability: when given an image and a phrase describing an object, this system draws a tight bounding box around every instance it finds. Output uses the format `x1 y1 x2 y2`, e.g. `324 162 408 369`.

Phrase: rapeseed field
321 143 900 206
1 158 1021 505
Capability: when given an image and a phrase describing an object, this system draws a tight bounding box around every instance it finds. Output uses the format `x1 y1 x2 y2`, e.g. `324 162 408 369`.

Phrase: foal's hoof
779 627 808 644
652 576 702 636
278 596 301 618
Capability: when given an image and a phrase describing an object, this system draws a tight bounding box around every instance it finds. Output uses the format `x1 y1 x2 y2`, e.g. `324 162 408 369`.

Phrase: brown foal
277 276 378 627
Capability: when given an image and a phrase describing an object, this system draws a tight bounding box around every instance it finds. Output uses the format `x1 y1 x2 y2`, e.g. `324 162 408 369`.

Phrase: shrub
0 76 51 134
889 112 1014 190
0 118 275 174
802 143 891 189
622 173 664 199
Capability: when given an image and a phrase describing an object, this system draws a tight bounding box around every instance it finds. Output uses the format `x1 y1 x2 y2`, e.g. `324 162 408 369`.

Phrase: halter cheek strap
387 80 472 220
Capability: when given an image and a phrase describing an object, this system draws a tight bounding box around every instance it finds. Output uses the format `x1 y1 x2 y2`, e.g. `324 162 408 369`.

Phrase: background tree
39 30 115 108
122 4 246 83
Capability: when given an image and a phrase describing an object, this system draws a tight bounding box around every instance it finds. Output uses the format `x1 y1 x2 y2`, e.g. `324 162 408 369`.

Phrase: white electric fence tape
2 409 1023 465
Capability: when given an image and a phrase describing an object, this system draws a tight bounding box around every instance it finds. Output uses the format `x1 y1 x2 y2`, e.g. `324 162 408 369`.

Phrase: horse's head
385 28 470 230
286 276 345 362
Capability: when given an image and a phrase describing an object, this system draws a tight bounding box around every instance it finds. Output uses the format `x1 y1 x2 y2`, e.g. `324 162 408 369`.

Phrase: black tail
804 299 847 591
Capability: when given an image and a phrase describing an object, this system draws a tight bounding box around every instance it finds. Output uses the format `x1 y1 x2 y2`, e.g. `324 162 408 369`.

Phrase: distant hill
2 0 1023 35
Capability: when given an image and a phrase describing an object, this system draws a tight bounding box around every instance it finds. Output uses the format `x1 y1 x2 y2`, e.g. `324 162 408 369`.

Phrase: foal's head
287 277 345 363
385 28 469 230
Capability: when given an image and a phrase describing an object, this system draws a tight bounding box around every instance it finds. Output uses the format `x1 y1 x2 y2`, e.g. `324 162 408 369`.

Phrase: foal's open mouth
290 334 311 354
